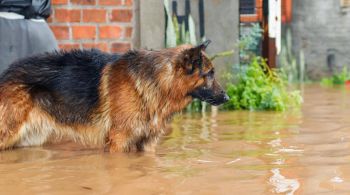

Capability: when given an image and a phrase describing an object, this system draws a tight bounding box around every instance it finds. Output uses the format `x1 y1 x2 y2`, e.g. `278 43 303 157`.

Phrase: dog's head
174 40 229 106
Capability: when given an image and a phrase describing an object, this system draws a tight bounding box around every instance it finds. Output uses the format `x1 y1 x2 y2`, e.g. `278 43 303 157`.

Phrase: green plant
278 27 306 83
223 57 302 111
220 24 262 85
321 67 350 86
222 24 302 112
239 23 263 66
164 0 197 47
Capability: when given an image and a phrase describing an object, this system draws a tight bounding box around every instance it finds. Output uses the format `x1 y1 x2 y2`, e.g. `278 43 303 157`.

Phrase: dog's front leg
142 139 158 152
104 130 134 152
134 134 159 152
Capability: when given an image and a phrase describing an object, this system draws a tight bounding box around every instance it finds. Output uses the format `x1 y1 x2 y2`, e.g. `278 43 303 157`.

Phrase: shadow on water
1 85 350 194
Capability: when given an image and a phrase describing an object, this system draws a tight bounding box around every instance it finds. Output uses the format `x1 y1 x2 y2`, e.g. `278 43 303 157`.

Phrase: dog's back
0 49 120 149
1 49 120 123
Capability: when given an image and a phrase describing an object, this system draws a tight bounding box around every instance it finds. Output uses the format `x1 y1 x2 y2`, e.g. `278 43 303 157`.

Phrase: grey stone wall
133 0 239 78
292 0 350 79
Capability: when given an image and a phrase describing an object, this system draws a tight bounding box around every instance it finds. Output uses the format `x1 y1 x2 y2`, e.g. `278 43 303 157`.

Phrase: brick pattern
48 0 133 52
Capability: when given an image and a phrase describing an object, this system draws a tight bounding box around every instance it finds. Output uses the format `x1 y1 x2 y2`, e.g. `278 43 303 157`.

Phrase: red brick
99 0 122 5
71 0 96 5
83 9 107 23
125 27 132 38
99 26 122 39
47 15 53 23
72 26 96 39
55 9 81 23
59 43 81 50
83 43 109 52
124 0 133 6
111 9 132 22
111 42 130 53
52 0 68 5
50 26 69 40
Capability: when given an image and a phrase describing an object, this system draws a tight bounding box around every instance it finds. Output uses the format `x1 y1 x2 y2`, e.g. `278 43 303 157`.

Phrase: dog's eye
193 59 201 66
205 69 214 79
209 69 214 76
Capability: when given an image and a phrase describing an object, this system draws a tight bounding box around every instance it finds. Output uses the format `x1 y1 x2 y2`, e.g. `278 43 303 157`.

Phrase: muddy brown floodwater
1 85 350 195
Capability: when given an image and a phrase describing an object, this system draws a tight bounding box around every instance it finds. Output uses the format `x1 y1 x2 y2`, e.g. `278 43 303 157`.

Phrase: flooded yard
1 85 350 195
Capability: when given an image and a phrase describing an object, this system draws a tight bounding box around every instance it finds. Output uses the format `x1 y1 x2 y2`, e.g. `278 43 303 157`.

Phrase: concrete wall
204 0 240 73
292 0 350 79
137 0 165 49
134 0 239 78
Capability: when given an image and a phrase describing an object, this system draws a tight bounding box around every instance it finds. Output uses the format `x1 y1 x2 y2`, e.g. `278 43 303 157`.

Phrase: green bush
321 67 350 86
222 24 302 112
223 57 302 111
239 23 263 66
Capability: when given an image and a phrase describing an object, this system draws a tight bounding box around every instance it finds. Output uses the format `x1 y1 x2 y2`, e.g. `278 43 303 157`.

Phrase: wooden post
262 0 281 69
262 0 273 68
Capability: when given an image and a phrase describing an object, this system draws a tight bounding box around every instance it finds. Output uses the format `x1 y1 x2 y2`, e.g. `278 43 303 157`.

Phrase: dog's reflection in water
0 141 101 164
0 148 53 163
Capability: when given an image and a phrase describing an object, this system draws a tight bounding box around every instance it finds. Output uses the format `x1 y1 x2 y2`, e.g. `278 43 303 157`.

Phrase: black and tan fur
0 41 228 152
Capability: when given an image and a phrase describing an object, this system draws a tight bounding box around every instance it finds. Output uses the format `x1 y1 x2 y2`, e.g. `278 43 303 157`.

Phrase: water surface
1 85 350 194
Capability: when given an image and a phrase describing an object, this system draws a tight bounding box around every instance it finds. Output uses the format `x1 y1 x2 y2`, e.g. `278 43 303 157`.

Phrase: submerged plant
223 57 302 111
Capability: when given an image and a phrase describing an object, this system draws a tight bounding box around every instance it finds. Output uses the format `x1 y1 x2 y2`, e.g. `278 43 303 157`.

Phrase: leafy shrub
278 27 306 83
223 57 302 111
321 67 350 86
222 24 302 112
164 0 197 47
239 23 263 66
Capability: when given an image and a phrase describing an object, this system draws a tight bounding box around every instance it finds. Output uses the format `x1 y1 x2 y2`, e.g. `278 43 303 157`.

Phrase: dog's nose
223 93 230 102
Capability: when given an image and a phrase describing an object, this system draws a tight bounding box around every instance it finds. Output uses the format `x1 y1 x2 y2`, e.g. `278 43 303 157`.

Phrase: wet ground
1 85 350 195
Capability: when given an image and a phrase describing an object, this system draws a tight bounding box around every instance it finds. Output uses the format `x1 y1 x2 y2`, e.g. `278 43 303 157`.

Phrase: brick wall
48 0 133 53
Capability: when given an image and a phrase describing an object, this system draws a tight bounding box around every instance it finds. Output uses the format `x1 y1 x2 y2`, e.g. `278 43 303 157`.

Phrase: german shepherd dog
0 41 228 152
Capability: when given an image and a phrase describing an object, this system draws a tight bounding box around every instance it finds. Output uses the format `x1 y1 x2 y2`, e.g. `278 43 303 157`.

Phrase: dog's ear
199 40 211 51
182 40 211 74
